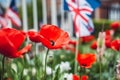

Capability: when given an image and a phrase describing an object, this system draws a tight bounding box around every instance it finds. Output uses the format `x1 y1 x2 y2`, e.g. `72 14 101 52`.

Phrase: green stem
44 48 49 80
74 37 79 74
49 57 53 80
51 64 53 80
99 57 102 80
1 56 5 80
20 56 25 80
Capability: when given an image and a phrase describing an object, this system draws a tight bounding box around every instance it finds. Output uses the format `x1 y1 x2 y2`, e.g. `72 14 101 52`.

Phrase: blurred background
0 0 120 37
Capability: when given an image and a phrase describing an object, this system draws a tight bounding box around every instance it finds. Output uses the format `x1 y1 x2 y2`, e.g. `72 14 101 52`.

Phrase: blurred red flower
110 21 120 30
105 35 112 48
39 25 70 49
77 53 96 68
90 40 97 49
111 39 120 51
105 30 114 48
73 74 80 80
27 30 41 43
62 40 76 53
69 39 77 46
63 44 76 53
0 28 32 58
105 29 114 36
81 35 95 43
91 30 114 49
81 75 88 80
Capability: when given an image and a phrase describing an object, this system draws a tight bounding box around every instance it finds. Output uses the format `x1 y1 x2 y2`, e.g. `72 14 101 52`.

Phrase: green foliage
93 19 112 37
93 19 120 38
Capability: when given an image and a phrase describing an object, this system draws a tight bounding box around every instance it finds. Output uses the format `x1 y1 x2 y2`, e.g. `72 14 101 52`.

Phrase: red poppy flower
105 29 114 36
0 28 32 58
69 40 77 46
105 35 112 48
38 25 70 49
111 39 120 51
73 74 80 80
63 44 76 53
27 30 41 43
110 21 120 30
77 53 96 68
90 40 97 49
81 75 88 80
62 40 76 53
105 30 114 48
81 35 95 43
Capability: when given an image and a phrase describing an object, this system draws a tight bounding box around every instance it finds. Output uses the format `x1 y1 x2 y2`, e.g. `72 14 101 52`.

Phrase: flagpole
74 0 80 74
74 36 79 74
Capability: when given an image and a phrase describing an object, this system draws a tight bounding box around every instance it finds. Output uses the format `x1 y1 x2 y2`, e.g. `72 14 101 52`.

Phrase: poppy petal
0 33 17 57
81 75 88 80
77 53 96 68
54 32 70 48
39 25 62 41
15 44 32 58
2 28 26 49
111 39 120 51
38 25 70 49
27 31 41 42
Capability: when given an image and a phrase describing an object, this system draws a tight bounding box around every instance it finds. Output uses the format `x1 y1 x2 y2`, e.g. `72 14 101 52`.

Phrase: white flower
59 61 71 72
32 67 36 76
23 69 29 76
63 73 73 80
46 66 52 75
11 63 17 73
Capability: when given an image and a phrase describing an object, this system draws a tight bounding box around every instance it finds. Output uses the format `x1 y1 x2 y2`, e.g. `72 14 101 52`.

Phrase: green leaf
53 66 60 80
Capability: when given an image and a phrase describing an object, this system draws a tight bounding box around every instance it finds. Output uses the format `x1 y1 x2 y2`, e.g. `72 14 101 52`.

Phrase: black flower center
50 40 55 46
82 64 87 67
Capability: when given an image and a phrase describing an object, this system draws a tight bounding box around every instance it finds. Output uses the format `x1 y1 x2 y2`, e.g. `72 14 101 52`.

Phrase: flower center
50 40 55 46
82 64 87 67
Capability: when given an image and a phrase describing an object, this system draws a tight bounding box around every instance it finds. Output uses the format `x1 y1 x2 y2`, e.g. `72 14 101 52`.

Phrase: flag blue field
64 0 101 37
86 0 101 10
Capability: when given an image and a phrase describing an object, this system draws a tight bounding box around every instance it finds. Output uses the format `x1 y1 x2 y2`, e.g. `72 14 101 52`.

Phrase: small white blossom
23 69 29 76
63 73 73 80
46 66 52 75
11 63 17 73
32 67 36 76
59 61 71 73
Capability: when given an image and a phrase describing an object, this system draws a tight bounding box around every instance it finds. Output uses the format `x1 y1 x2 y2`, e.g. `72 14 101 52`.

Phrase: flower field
0 22 120 80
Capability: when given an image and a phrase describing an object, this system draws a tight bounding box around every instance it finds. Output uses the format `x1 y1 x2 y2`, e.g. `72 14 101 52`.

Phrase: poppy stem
1 56 5 80
44 48 49 80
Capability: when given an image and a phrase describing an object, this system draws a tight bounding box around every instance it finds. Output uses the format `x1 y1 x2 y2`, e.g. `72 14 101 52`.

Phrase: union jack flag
0 16 8 28
6 0 21 28
64 0 100 37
